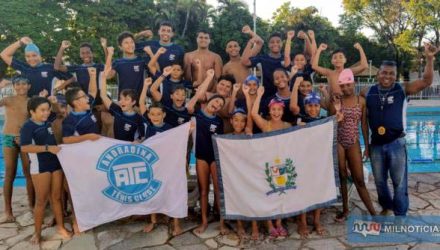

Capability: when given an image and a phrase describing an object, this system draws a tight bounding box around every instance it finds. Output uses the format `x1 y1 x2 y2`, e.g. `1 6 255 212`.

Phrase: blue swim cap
24 43 40 55
304 92 321 105
244 75 260 85
231 107 247 116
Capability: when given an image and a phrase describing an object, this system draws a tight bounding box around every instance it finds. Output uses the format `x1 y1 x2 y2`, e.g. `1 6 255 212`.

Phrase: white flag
57 123 190 231
213 117 338 220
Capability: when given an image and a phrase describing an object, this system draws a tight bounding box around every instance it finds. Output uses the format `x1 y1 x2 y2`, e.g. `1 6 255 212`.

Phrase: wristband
160 74 167 79
45 144 49 152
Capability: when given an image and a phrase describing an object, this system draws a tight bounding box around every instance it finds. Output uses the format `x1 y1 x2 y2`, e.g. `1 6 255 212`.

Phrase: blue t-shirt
249 54 287 98
136 40 184 69
11 59 72 96
108 102 145 141
143 121 173 139
62 97 99 137
152 72 192 106
193 109 224 161
163 103 191 128
20 119 61 169
67 63 104 93
366 83 406 145
112 57 149 97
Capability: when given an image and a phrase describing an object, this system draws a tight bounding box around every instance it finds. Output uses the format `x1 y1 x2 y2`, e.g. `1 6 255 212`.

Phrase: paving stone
5 225 34 246
174 244 208 250
409 194 430 210
305 238 346 250
204 239 218 248
109 225 169 250
415 182 437 193
326 224 346 237
275 239 302 249
0 222 18 228
217 233 240 247
143 245 176 250
428 199 440 209
419 190 440 200
62 232 96 250
41 240 62 250
412 242 440 249
16 211 34 227
9 241 39 250
96 229 129 249
417 209 440 216
193 222 220 239
354 245 409 250
169 232 202 247
180 219 198 233
120 221 145 233
0 245 7 250
218 246 240 250
0 227 18 240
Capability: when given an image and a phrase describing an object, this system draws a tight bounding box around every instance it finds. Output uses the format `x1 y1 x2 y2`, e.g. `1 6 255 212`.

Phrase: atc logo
97 144 161 204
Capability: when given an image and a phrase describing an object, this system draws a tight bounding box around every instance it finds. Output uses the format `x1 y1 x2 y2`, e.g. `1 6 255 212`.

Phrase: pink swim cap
338 69 355 85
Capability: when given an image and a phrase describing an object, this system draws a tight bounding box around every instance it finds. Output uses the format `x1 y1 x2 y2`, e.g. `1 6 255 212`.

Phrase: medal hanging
378 126 386 135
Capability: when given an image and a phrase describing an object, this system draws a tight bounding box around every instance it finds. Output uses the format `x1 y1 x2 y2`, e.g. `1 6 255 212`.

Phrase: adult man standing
363 43 439 216
184 30 223 87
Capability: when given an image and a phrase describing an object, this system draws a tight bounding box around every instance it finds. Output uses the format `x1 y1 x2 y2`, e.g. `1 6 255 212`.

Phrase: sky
207 0 344 27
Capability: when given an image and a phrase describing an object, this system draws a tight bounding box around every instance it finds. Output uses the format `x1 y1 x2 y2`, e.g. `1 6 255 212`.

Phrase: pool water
1 106 439 187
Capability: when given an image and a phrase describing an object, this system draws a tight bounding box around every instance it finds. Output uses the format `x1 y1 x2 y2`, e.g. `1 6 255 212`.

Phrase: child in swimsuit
250 85 290 239
332 69 376 222
0 77 33 224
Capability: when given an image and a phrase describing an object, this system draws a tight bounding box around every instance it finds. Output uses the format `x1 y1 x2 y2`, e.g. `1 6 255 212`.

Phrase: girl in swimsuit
332 69 376 222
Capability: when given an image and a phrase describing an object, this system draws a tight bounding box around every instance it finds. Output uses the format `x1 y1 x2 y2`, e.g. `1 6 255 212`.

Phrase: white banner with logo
213 117 339 220
57 123 190 231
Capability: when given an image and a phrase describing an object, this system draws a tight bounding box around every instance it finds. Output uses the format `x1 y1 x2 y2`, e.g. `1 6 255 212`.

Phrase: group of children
0 21 378 244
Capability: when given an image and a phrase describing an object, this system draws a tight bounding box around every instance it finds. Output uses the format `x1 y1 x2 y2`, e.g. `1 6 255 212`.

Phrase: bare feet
237 227 246 239
334 210 349 223
172 225 183 236
30 233 41 245
251 229 259 240
0 213 15 224
297 222 309 239
143 223 156 233
57 227 73 240
313 222 327 236
194 223 208 234
220 223 230 235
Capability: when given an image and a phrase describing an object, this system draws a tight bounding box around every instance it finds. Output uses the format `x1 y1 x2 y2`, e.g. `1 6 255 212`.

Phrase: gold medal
378 126 386 135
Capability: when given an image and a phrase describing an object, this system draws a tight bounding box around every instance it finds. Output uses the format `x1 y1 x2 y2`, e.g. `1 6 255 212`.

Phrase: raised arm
242 84 254 134
99 66 113 109
183 53 193 82
214 54 223 80
307 30 317 61
139 78 153 115
187 69 215 114
241 25 264 66
105 46 116 79
100 38 108 60
251 86 267 131
0 37 32 65
54 40 70 72
318 84 330 110
193 59 203 87
147 46 165 75
87 67 98 99
405 43 439 95
311 43 332 76
134 29 153 40
349 43 368 75
289 76 303 115
228 82 242 114
284 30 295 67
150 66 173 102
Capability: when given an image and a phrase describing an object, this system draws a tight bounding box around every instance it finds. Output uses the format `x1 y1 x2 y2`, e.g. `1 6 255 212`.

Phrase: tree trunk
181 7 191 39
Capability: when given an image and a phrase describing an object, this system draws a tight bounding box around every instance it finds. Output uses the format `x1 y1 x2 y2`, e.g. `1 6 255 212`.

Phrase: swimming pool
0 106 439 187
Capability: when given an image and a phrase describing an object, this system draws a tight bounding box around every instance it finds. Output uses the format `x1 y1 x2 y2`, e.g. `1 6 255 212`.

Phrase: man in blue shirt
0 37 74 97
362 43 439 216
242 32 288 99
135 21 184 70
